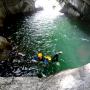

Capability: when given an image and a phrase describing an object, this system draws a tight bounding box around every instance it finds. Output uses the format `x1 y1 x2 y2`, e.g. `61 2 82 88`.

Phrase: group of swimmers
31 51 63 64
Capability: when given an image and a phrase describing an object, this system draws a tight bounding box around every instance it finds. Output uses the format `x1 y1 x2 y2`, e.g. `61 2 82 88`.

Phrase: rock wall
60 0 90 20
0 0 35 28
0 1 6 27
0 36 11 60
0 63 90 90
5 0 35 14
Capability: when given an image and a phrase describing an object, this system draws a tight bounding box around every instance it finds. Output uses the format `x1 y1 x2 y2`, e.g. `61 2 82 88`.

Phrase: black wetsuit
52 53 61 62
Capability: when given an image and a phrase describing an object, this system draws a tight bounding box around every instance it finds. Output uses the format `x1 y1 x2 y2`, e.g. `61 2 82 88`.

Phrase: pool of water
4 10 90 76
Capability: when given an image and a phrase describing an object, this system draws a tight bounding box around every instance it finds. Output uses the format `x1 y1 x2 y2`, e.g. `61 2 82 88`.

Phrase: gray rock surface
0 63 90 90
0 0 35 28
5 0 35 14
60 0 90 19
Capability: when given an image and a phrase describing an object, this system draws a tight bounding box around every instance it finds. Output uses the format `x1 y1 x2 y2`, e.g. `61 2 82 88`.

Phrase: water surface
5 11 90 76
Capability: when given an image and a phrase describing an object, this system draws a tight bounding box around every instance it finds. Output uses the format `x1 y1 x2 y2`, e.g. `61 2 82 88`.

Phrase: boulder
0 36 11 60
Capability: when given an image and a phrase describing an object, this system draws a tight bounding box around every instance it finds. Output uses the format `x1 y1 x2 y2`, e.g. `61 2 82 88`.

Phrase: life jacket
44 55 52 62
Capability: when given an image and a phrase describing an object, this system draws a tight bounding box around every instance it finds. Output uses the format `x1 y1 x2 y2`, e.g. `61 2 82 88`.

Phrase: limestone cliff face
0 0 35 28
60 0 90 19
5 0 35 14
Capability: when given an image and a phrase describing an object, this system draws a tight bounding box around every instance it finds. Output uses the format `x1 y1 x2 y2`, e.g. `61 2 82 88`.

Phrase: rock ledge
0 63 90 90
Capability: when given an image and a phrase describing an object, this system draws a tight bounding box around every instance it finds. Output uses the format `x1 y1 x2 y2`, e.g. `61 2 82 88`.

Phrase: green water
5 11 90 75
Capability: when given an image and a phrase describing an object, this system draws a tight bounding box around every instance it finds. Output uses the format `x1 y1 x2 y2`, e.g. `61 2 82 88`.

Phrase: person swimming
52 51 63 62
31 51 63 64
31 51 44 62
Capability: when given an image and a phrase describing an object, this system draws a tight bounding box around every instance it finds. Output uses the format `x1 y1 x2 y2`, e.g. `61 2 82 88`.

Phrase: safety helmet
38 53 43 58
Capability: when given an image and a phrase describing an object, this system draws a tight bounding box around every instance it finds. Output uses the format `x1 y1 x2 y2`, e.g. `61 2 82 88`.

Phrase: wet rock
0 63 90 90
60 0 90 20
14 68 22 76
0 36 11 60
61 3 80 18
18 52 25 57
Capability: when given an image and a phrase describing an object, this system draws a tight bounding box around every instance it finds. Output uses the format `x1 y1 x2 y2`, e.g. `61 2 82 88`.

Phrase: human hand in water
57 51 63 54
